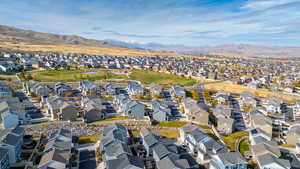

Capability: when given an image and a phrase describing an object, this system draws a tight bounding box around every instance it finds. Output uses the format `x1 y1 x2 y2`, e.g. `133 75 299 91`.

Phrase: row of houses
114 94 145 119
0 126 24 169
81 96 117 122
179 123 248 169
38 129 72 169
46 96 78 121
99 123 144 169
140 127 200 169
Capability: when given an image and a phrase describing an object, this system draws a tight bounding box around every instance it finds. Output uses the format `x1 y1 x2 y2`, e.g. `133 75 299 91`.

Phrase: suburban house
288 101 300 120
239 91 257 108
0 82 12 97
54 82 79 97
152 99 172 122
209 152 247 169
46 96 78 121
115 94 145 119
38 149 70 169
250 127 291 169
171 85 186 98
44 129 72 153
99 123 129 152
127 81 144 96
285 125 300 146
79 80 101 96
105 83 116 95
213 91 230 105
105 154 144 169
0 127 24 164
262 96 283 114
249 110 273 138
150 84 162 96
103 142 132 161
47 96 65 120
211 105 234 135
81 96 110 122
185 127 227 162
179 123 200 144
0 100 27 128
140 128 159 156
0 148 9 169
23 81 50 97
256 153 290 169
59 102 78 121
100 124 144 169
154 143 199 169
182 98 209 126
38 129 72 169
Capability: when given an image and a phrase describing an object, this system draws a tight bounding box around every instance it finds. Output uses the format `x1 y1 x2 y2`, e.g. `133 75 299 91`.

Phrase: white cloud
241 0 296 10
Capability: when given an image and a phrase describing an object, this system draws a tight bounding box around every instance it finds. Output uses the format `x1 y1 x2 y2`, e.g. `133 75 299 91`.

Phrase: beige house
286 125 300 146
250 111 273 138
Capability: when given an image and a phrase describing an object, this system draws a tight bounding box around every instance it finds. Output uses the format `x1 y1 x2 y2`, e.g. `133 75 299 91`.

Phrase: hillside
0 25 188 57
0 25 112 47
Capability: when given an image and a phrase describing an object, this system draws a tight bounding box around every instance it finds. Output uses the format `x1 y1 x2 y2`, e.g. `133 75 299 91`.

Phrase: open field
21 69 128 82
0 40 191 57
221 131 249 151
130 70 197 86
203 81 300 102
20 69 197 86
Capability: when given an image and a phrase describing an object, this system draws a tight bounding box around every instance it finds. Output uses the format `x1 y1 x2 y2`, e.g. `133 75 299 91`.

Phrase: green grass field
239 139 250 156
21 69 197 86
221 131 249 151
129 70 196 86
24 69 127 82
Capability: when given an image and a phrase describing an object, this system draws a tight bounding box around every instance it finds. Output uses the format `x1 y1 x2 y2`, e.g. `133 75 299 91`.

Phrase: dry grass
153 121 188 128
0 41 197 58
77 134 99 144
151 128 179 139
280 144 296 148
203 81 300 102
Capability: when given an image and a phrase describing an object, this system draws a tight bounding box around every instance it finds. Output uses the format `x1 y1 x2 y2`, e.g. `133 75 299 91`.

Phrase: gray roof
188 129 209 142
257 153 290 169
1 133 21 146
252 136 277 147
105 142 132 158
217 152 247 165
153 143 170 160
11 126 25 136
144 133 159 147
106 154 144 169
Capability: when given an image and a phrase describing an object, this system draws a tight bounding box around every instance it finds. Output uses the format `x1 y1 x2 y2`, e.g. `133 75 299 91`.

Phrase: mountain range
1 24 300 58
103 39 300 58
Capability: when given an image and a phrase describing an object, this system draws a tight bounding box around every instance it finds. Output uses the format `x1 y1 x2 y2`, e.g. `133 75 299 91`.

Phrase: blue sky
1 0 300 46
